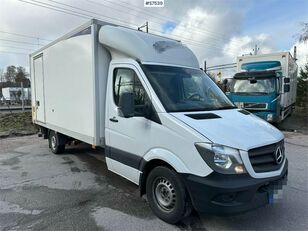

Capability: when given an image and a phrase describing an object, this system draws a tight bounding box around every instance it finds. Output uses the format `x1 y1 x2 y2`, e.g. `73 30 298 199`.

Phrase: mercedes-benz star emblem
274 146 283 164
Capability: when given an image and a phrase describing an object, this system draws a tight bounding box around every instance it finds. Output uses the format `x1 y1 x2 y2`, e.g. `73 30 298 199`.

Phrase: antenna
293 46 297 61
252 44 260 55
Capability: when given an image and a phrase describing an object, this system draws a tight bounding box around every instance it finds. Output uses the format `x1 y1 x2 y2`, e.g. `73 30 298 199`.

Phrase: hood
171 109 283 151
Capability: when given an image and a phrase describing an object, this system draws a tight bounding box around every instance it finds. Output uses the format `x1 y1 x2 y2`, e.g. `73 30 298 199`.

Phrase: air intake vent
185 113 221 120
243 102 268 110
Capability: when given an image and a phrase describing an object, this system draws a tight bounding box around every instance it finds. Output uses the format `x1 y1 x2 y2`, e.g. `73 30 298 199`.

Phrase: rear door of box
33 54 46 123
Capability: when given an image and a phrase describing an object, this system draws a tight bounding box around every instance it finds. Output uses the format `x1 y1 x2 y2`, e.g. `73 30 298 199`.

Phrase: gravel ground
276 108 308 134
0 132 307 231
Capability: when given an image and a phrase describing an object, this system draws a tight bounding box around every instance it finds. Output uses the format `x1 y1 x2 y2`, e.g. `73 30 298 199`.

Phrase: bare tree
206 71 216 82
4 66 17 82
15 66 28 83
0 68 4 82
299 22 308 43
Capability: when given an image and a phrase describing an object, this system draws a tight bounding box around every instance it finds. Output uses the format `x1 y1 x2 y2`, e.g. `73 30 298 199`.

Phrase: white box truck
31 19 287 224
226 52 298 123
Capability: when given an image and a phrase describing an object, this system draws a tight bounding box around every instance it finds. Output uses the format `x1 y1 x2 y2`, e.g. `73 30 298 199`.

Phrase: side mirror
118 92 135 118
284 84 290 93
284 78 290 83
134 100 153 119
144 102 153 120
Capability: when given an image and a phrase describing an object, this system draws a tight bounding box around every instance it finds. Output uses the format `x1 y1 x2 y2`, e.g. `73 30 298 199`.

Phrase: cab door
105 63 152 184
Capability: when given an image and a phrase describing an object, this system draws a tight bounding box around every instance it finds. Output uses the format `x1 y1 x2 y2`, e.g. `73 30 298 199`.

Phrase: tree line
296 22 308 108
297 63 308 108
0 65 30 87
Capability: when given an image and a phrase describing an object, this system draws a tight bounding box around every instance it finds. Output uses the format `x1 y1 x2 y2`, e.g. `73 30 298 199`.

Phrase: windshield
141 65 235 112
230 78 276 95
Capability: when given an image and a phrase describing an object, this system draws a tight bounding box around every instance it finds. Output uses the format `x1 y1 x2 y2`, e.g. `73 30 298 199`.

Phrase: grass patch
0 112 38 137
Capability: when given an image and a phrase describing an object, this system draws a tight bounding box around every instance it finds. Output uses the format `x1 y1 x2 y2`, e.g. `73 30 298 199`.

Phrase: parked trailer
226 52 298 123
31 19 287 224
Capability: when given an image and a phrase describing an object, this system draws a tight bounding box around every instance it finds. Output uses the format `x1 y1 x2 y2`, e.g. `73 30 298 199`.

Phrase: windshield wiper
171 105 237 112
231 92 251 95
170 108 212 112
232 92 268 96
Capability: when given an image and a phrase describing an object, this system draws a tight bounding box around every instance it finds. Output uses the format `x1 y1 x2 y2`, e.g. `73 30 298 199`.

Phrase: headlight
267 113 273 122
195 143 246 174
214 153 232 169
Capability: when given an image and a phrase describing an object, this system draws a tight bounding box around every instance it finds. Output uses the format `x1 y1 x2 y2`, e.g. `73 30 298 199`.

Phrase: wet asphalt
0 132 307 231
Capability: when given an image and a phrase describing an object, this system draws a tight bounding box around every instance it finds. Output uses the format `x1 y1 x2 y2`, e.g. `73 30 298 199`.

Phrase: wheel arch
139 148 190 196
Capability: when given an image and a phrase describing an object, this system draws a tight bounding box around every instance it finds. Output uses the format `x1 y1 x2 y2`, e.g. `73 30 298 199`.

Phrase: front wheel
146 166 192 224
49 131 65 154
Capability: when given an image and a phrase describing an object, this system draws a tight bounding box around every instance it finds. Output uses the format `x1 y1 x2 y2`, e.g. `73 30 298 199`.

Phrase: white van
30 20 287 224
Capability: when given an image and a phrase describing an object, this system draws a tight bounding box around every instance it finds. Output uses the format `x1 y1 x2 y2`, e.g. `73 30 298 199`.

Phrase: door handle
109 117 118 123
36 100 40 107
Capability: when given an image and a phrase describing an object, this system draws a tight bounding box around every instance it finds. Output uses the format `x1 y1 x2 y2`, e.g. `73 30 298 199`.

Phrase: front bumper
248 110 280 123
182 159 288 215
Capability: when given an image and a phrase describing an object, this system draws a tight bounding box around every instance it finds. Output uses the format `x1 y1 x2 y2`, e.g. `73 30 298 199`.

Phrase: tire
287 106 294 117
146 166 192 224
49 131 65 154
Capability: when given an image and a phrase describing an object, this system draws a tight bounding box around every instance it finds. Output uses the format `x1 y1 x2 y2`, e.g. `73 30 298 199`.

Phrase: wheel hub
51 135 56 150
153 177 176 211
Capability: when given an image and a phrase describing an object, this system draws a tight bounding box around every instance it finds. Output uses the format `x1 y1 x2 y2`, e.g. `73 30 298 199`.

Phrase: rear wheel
49 131 65 154
146 166 192 224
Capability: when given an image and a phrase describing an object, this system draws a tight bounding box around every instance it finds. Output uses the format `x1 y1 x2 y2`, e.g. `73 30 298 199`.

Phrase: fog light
235 165 245 174
267 113 273 122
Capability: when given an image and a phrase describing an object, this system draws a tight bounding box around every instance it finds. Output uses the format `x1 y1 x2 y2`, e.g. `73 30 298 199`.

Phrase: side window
113 68 148 115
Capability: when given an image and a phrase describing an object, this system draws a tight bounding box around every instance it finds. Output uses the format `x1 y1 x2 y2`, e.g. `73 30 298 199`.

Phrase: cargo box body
30 20 111 146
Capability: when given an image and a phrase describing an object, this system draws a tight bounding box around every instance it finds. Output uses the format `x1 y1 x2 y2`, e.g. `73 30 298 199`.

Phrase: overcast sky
0 0 307 77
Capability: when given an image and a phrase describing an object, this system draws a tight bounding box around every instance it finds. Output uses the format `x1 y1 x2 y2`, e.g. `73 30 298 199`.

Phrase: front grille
248 140 284 173
243 102 267 110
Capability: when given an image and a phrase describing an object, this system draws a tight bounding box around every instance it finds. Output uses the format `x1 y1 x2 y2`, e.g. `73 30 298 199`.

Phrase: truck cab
226 55 297 123
227 69 282 122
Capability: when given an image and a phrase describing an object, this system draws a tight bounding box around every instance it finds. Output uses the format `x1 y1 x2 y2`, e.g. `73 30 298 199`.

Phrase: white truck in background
226 52 298 123
2 87 31 101
30 19 287 224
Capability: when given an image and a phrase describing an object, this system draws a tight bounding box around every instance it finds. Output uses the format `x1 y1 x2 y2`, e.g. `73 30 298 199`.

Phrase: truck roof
31 19 199 69
30 19 104 57
99 25 199 68
236 51 298 72
237 51 294 60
